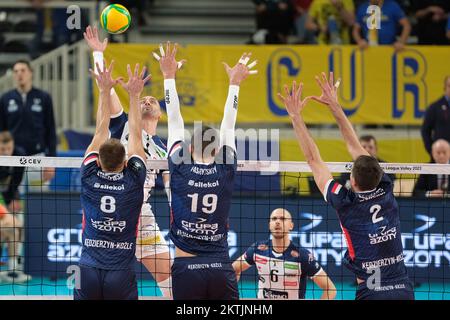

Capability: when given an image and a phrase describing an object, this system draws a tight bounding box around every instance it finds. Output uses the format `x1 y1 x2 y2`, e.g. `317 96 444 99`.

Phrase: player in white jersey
84 26 171 297
233 208 336 299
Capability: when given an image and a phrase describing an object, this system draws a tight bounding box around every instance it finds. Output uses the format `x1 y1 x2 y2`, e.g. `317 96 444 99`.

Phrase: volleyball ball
100 4 131 34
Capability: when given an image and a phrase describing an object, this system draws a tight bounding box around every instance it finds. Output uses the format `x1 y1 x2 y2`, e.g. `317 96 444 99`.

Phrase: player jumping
74 60 150 300
278 73 414 300
154 42 257 300
83 26 172 298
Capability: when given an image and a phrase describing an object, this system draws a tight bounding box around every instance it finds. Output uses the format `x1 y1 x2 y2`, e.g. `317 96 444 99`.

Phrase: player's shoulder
253 239 271 253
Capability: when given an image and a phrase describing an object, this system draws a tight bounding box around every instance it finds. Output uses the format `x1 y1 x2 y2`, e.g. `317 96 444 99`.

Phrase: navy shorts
356 279 415 300
172 256 239 300
73 264 138 300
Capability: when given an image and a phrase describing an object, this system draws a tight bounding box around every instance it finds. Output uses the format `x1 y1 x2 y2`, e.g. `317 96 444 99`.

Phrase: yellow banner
101 45 450 125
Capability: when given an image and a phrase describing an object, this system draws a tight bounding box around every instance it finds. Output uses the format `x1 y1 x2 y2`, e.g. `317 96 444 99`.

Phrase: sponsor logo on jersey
369 226 397 245
255 255 268 265
97 171 124 181
84 238 133 250
290 250 299 258
93 183 125 191
283 281 298 287
91 217 126 233
361 253 405 270
190 166 217 175
188 180 219 188
181 218 219 235
262 288 288 299
257 244 269 251
357 188 385 202
284 262 299 270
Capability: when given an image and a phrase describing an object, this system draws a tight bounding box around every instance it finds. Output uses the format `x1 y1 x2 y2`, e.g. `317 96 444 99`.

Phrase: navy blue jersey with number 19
168 141 237 258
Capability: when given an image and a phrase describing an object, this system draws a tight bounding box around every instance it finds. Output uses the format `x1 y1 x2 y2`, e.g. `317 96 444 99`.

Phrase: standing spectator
0 60 56 185
353 0 411 52
413 139 450 198
0 132 25 213
307 0 355 44
291 0 315 43
421 76 450 156
411 0 450 45
252 0 294 44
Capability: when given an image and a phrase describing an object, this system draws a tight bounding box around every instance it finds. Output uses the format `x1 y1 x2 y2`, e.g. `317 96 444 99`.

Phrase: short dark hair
190 125 218 159
352 155 383 191
13 60 33 72
99 139 126 172
359 135 377 146
0 131 14 144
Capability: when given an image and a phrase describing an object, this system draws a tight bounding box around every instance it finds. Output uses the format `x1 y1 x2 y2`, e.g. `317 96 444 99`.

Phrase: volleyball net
0 156 448 300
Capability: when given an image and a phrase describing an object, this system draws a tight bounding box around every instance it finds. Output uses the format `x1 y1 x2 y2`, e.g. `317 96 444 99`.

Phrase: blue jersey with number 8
79 152 146 270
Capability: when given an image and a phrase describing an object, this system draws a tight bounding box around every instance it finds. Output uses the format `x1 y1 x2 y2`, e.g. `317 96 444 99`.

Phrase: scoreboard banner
100 45 450 125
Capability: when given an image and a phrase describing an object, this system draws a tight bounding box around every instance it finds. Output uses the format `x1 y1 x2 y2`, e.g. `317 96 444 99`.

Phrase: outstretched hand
223 52 258 86
278 81 311 119
311 72 341 110
118 63 151 96
89 60 121 92
83 25 108 52
153 41 187 79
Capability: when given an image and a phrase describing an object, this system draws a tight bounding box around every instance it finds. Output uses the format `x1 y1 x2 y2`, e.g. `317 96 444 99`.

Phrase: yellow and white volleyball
100 4 131 34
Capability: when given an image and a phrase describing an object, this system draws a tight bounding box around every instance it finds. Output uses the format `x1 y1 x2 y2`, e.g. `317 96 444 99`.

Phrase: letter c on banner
267 49 301 116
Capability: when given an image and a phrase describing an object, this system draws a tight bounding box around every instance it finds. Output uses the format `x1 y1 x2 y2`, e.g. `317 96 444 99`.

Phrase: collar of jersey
355 188 377 194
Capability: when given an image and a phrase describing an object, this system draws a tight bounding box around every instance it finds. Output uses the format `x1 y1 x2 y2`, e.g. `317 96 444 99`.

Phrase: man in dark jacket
0 131 25 212
0 60 57 183
421 76 450 156
413 139 450 198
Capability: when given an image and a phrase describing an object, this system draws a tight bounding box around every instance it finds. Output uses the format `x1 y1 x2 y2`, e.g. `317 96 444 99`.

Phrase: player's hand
357 39 369 50
119 63 151 96
393 41 405 52
278 81 311 119
89 60 122 93
43 167 55 182
153 41 186 79
83 25 108 52
223 53 258 86
311 72 341 111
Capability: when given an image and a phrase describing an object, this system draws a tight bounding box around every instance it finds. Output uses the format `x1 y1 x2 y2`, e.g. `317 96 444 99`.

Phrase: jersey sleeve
243 243 256 265
80 152 100 178
109 111 128 139
301 250 323 278
127 155 147 185
324 179 350 211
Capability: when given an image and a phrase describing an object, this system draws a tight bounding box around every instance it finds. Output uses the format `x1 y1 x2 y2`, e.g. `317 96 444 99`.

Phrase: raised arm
154 42 186 152
279 81 332 195
83 25 124 116
118 64 151 160
86 60 121 155
311 72 370 160
220 53 258 151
